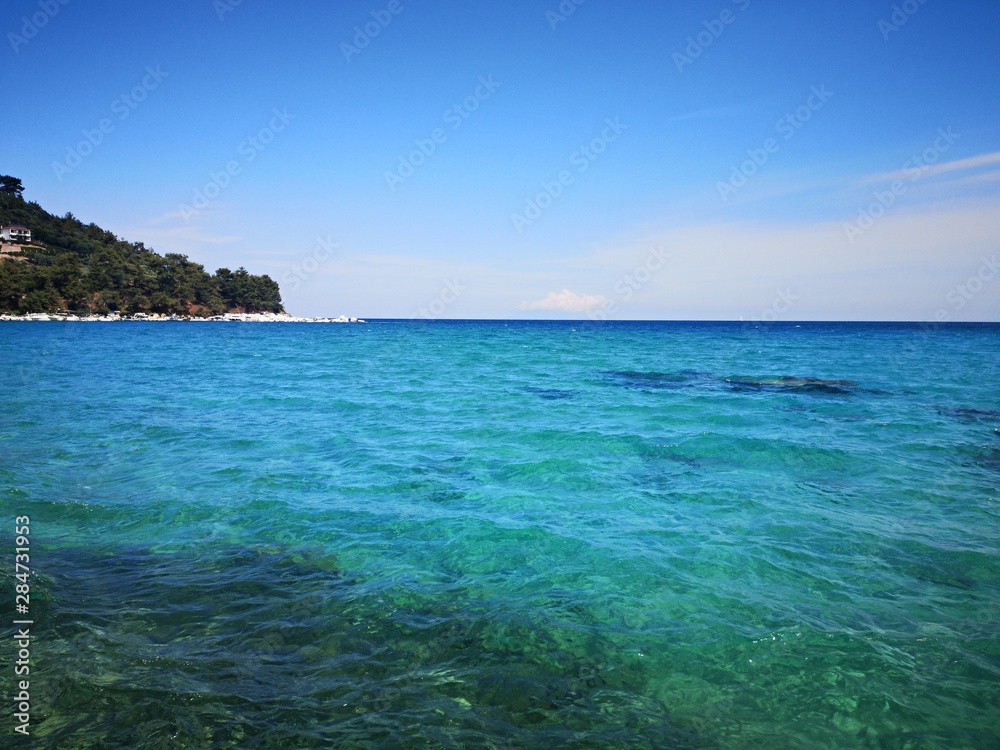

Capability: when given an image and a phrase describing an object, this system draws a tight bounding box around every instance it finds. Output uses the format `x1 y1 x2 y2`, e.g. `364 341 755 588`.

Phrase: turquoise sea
1 320 998 749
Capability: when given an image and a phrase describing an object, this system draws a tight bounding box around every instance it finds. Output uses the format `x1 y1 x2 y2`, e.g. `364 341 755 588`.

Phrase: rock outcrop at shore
1 312 365 323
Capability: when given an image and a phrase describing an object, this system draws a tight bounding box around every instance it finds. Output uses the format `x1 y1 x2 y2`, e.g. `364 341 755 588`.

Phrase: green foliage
0 175 24 199
0 189 284 315
214 267 283 313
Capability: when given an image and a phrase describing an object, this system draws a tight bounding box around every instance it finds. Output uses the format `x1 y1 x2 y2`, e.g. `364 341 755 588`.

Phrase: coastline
0 312 365 323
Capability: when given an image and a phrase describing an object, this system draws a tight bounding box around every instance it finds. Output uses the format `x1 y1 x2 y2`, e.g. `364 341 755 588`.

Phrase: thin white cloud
519 289 607 313
862 150 1000 184
124 224 243 247
283 197 1000 320
669 104 753 122
937 169 1000 188
612 194 1000 320
148 210 191 225
704 149 1000 214
148 202 235 225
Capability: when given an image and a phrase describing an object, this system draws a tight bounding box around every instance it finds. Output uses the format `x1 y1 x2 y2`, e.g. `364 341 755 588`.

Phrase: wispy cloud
942 170 1000 187
861 150 1000 184
147 202 235 225
613 194 1000 320
519 289 607 312
148 210 192 225
124 223 243 247
669 104 754 122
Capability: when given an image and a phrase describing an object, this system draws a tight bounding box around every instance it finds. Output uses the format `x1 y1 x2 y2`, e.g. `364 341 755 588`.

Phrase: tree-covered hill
0 178 283 316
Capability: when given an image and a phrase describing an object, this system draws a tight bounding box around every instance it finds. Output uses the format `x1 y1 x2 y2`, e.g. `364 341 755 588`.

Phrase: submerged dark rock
940 406 1000 424
602 370 859 396
34 544 721 749
723 375 856 394
603 370 711 391
522 386 577 400
975 446 1000 473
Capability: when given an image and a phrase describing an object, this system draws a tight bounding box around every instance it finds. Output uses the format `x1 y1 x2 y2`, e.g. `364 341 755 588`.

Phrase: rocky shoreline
0 312 365 323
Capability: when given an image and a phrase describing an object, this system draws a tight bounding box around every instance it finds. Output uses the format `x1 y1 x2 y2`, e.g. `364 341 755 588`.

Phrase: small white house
0 225 31 243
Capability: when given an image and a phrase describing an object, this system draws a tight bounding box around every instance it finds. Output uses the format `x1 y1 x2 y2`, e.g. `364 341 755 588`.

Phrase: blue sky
4 0 1000 320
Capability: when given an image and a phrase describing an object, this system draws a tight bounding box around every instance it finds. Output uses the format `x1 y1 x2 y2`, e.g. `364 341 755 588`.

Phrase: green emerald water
1 320 998 748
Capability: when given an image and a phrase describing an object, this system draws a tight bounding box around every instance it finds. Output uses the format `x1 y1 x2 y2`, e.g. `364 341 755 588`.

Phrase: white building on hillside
1 225 31 243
